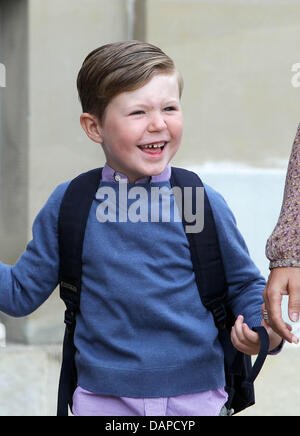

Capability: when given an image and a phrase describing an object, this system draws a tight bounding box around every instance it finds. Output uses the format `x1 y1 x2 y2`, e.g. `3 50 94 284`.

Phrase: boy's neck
102 162 171 184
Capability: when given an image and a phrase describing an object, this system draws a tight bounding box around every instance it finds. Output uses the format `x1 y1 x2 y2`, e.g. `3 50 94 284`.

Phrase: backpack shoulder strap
170 166 269 414
58 167 103 304
57 167 103 416
170 166 228 328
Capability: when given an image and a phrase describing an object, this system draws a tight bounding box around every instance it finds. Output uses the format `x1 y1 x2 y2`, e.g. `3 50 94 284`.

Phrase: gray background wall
0 0 299 416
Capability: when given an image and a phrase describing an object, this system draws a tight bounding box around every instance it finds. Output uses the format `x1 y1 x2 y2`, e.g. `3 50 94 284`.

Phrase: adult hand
263 267 300 344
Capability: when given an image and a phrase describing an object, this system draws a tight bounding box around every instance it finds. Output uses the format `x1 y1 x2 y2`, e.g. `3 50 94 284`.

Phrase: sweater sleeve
204 184 265 329
0 181 69 317
265 123 300 268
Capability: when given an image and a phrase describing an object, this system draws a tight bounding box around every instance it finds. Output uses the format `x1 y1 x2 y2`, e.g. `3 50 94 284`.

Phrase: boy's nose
147 112 167 132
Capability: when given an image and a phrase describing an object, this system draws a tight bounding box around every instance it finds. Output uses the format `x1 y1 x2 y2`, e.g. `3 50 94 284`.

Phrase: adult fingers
262 299 297 344
287 268 300 323
264 287 291 339
263 271 293 342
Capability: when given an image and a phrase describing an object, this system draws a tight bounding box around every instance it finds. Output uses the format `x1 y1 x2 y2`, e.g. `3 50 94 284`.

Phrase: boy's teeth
140 142 165 149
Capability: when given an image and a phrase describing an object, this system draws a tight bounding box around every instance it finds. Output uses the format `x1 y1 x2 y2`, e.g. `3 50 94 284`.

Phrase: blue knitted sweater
0 177 265 397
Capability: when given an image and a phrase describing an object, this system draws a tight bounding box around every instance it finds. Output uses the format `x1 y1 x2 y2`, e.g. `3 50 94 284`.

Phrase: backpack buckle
60 281 77 294
64 309 76 331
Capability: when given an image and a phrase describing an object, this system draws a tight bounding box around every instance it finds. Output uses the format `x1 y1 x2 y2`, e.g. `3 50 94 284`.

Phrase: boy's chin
140 162 169 176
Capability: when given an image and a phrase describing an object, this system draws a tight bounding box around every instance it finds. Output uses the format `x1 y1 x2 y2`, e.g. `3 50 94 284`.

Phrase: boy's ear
80 113 103 144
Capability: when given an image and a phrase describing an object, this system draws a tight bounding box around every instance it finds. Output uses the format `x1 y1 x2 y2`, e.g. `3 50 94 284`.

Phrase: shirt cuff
268 339 285 355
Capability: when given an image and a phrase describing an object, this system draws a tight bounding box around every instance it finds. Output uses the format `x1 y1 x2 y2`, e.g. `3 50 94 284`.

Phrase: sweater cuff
248 313 263 330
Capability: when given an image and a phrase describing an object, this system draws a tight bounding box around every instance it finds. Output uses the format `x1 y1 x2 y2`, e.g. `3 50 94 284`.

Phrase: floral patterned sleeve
265 123 300 269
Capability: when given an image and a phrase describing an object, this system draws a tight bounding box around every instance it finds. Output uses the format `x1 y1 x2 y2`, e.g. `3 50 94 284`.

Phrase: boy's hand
231 315 282 355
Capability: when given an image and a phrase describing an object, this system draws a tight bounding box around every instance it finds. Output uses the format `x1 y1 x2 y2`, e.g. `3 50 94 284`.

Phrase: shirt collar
101 162 171 184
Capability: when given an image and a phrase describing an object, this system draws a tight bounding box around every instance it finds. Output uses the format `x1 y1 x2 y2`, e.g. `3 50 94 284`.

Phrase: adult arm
266 122 300 268
264 124 300 343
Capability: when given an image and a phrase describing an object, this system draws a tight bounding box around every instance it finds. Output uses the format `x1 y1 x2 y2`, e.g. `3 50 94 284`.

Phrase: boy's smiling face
81 72 183 183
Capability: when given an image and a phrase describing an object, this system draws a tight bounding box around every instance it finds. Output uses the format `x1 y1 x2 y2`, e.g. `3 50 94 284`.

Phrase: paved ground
238 342 300 416
1 342 300 415
0 344 60 416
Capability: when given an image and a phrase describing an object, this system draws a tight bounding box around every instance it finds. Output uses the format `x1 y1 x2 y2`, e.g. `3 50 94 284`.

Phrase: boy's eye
129 106 177 116
130 110 144 115
164 106 176 111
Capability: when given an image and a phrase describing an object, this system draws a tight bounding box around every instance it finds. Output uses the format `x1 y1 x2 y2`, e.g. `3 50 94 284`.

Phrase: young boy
0 40 281 416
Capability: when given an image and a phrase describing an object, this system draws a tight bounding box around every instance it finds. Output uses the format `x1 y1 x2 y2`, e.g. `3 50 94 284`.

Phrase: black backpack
56 166 269 416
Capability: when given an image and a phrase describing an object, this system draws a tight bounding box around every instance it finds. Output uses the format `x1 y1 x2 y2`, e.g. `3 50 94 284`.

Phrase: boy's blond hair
77 40 183 123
